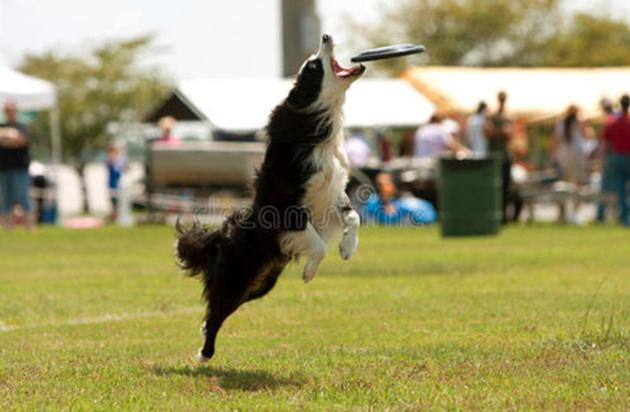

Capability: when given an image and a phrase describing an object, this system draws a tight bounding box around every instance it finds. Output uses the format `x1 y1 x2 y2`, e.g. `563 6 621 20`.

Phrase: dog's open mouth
331 57 365 79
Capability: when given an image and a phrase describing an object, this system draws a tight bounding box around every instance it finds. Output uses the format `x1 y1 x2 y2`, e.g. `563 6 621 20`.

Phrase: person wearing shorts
603 95 630 226
0 100 34 231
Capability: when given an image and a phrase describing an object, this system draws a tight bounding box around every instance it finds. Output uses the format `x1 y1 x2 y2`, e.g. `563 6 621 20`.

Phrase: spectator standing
399 130 415 157
377 131 393 162
106 144 128 222
596 98 619 222
603 94 630 226
553 105 592 186
0 100 35 231
601 98 618 125
414 112 466 159
467 101 488 156
484 91 514 223
553 105 594 224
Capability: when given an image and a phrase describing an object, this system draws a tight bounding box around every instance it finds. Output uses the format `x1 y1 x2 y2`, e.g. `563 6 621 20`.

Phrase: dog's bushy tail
175 219 225 278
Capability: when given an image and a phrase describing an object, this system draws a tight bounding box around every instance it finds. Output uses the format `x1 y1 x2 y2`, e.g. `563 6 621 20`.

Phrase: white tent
0 66 61 163
157 78 435 131
0 66 56 110
403 66 630 123
345 79 436 128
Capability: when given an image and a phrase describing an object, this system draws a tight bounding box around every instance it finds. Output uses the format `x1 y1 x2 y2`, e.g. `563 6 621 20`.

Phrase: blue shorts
0 169 32 214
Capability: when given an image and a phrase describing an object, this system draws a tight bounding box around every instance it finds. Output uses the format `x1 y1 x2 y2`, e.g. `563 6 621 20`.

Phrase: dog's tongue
332 57 358 77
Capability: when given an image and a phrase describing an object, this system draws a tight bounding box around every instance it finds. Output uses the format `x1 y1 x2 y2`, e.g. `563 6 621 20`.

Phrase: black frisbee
351 44 426 63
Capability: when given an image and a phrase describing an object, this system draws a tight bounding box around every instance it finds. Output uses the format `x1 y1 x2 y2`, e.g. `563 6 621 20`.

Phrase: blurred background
1 0 630 229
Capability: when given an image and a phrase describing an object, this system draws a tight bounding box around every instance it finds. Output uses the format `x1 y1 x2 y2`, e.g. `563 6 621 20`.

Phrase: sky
1 0 629 80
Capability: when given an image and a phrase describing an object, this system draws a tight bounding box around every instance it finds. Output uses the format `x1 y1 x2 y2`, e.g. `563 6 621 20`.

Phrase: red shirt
156 133 180 146
603 114 630 155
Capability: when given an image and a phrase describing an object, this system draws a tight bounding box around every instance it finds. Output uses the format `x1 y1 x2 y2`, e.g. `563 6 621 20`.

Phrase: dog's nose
322 34 331 43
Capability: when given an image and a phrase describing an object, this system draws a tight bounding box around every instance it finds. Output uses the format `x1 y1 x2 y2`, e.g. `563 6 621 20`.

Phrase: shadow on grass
153 365 304 391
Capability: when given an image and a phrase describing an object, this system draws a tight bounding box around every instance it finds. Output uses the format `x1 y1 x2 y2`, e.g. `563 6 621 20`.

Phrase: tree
19 34 171 161
542 13 630 67
350 0 630 73
350 0 560 73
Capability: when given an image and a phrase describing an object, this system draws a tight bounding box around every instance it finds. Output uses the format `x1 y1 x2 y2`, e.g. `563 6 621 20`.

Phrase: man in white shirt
414 112 466 158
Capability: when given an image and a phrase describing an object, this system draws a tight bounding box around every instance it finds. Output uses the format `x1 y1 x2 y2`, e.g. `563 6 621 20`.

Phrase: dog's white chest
303 138 348 233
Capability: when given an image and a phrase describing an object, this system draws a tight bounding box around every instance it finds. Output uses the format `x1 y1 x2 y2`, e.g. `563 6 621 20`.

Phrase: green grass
0 225 628 410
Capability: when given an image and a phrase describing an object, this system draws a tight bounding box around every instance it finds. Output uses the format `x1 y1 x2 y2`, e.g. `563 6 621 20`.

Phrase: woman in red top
603 95 630 226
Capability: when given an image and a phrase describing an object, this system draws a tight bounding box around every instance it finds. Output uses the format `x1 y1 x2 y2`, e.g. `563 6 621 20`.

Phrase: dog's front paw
339 236 358 260
196 347 213 363
302 259 319 283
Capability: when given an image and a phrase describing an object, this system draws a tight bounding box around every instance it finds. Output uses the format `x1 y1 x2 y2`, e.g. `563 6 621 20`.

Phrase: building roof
146 78 435 131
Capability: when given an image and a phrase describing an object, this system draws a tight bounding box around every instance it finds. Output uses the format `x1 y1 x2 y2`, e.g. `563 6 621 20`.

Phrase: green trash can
439 157 502 237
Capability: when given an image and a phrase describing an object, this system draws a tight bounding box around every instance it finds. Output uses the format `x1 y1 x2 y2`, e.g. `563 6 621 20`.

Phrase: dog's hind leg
197 277 246 362
198 298 240 362
281 223 327 283
337 193 359 260
198 261 288 362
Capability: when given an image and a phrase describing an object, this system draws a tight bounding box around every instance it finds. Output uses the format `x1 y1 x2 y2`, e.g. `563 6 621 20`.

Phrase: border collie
176 34 365 362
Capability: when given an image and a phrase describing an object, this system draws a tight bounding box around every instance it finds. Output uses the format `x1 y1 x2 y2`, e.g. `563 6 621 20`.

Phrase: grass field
0 225 628 410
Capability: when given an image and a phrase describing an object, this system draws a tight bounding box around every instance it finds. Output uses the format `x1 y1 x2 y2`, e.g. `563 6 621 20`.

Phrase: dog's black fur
176 47 339 361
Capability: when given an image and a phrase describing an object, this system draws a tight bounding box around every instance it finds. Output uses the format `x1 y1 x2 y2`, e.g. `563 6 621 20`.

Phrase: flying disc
351 44 426 63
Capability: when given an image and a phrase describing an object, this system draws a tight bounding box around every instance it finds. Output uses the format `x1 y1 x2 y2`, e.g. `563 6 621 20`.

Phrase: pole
50 106 62 165
49 106 62 225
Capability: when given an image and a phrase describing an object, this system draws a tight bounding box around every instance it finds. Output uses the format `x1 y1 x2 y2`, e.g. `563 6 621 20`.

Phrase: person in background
0 100 35 232
344 129 371 168
552 105 594 224
377 131 393 162
363 172 436 225
603 94 630 226
399 130 415 157
442 115 462 141
373 172 397 216
106 144 128 222
601 98 617 125
414 112 467 159
596 98 619 222
553 105 592 186
157 116 179 144
145 116 178 221
484 91 514 224
467 101 488 156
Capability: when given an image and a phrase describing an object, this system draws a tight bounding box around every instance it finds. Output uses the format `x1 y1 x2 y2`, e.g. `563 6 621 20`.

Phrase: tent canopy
403 66 630 123
0 66 56 111
344 79 435 128
146 78 435 131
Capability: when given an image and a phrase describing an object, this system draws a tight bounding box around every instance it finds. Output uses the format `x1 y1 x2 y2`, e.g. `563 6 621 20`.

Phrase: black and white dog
176 34 365 362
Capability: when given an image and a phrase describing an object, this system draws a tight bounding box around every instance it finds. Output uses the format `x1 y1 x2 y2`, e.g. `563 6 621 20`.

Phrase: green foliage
1 225 628 409
542 13 630 67
353 0 630 73
18 35 172 161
